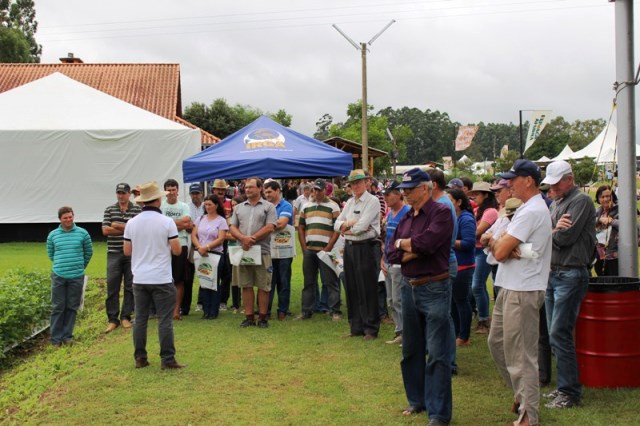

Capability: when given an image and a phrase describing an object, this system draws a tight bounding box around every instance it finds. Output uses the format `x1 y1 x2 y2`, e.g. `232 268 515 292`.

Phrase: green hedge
0 269 51 357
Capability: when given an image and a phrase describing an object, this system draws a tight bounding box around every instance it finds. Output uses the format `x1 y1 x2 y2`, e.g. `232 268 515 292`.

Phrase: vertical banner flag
524 110 552 152
500 144 509 159
442 156 453 171
455 125 479 151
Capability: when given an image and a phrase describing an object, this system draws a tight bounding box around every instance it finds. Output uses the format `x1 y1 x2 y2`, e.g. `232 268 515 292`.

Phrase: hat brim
397 182 420 189
347 175 366 182
135 190 168 203
499 171 518 179
490 185 507 191
540 175 562 185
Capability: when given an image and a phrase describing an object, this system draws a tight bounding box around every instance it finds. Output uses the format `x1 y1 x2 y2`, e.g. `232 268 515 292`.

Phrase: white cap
541 160 572 185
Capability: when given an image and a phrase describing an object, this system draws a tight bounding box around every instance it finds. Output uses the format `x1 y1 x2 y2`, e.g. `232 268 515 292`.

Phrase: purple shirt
387 198 453 278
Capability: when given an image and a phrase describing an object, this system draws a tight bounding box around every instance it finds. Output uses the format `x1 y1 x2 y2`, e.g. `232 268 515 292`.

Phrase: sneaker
545 392 580 409
219 304 228 311
475 320 490 334
257 319 269 328
195 304 203 312
543 389 561 400
240 319 256 328
386 335 403 345
295 313 312 320
331 313 342 321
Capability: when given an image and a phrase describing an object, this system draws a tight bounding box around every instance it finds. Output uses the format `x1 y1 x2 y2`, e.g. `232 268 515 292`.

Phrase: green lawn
1 242 639 425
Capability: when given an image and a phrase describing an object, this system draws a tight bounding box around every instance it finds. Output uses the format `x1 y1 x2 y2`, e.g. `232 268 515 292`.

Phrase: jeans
133 283 177 363
400 276 454 422
384 264 403 335
201 253 225 318
268 257 293 315
106 252 134 324
546 267 589 400
315 281 329 312
451 267 474 341
181 260 195 315
50 273 84 344
302 249 341 315
471 248 491 321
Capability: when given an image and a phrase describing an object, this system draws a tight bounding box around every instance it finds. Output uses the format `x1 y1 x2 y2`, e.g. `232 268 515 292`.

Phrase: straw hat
134 181 167 203
500 197 523 217
347 169 367 182
211 179 228 189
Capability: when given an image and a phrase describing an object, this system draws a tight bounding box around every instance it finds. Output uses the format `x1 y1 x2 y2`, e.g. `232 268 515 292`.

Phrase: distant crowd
46 159 623 425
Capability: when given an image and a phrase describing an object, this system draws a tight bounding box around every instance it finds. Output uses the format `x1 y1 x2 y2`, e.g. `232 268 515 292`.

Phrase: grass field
1 242 639 425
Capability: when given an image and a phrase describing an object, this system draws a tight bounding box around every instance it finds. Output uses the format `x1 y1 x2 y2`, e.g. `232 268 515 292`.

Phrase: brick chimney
59 53 83 64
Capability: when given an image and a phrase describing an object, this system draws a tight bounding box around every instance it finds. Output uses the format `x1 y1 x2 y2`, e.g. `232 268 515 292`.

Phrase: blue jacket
454 210 476 267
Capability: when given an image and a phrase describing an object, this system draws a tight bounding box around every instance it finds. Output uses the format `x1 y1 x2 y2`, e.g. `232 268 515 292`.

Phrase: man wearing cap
387 167 454 425
124 181 185 370
381 180 410 344
298 178 341 320
182 183 205 316
540 160 595 409
263 180 294 320
229 177 277 328
335 169 381 340
102 183 142 333
161 179 193 320
487 159 552 426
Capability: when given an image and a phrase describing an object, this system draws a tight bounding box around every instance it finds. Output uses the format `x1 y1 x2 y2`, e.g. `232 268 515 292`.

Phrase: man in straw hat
124 181 186 370
487 159 552 425
387 167 454 425
335 169 381 340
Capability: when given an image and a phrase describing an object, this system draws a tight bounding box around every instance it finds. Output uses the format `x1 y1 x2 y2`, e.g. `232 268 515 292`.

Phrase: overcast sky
34 0 634 136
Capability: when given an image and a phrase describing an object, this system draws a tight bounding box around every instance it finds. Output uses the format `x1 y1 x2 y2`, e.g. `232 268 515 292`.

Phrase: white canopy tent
554 123 640 164
552 145 574 161
0 73 200 223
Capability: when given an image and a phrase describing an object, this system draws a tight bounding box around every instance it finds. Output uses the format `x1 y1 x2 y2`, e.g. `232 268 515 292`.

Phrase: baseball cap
313 178 327 191
189 183 203 193
383 180 401 194
541 160 572 185
490 179 510 191
500 159 542 184
397 168 431 189
446 178 464 189
116 183 130 193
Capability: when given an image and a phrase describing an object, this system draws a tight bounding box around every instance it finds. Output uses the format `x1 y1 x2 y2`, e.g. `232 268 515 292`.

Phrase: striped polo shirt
102 202 141 253
47 224 93 279
300 199 339 251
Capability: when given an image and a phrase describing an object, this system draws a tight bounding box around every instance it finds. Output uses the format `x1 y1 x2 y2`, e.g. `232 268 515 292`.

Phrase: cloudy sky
34 0 632 136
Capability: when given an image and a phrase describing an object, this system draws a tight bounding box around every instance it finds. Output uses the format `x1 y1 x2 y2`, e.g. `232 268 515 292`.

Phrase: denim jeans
451 267 474 341
268 257 293 315
106 252 134 324
400 276 454 422
471 248 491 321
133 283 177 363
546 267 589 399
302 249 341 315
50 273 84 344
384 264 403 335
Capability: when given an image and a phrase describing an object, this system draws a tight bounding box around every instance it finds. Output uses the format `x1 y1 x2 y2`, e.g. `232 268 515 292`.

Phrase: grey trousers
132 283 177 363
106 252 134 324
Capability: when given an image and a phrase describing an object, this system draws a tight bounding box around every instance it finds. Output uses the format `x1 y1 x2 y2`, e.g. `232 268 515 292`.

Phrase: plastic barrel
576 276 640 388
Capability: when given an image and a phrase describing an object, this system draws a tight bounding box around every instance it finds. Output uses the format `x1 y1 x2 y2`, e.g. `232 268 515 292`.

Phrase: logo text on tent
244 128 286 150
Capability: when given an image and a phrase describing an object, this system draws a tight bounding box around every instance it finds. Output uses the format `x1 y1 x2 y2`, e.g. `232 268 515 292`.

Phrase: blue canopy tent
182 116 353 181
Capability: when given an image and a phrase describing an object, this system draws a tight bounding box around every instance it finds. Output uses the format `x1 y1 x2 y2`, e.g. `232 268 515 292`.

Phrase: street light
333 20 396 173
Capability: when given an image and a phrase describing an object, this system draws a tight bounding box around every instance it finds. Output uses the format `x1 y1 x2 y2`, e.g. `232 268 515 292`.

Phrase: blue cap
189 183 203 193
397 168 431 189
500 159 541 183
446 178 464 189
383 180 401 194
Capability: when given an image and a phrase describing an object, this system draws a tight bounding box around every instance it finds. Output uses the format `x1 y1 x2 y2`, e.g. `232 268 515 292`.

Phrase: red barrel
576 277 640 388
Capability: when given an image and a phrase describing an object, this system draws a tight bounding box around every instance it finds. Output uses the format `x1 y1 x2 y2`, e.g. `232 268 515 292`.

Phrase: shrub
0 269 51 357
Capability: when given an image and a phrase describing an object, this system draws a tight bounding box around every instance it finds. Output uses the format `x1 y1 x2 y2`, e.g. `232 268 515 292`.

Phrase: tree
313 113 333 140
569 157 598 187
183 98 293 139
569 118 606 151
0 26 30 62
0 0 41 62
494 151 520 174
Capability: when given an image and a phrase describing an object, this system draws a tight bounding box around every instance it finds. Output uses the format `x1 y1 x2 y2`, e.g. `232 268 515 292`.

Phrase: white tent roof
0 72 188 130
552 145 574 161
555 123 640 163
0 73 200 223
536 155 552 162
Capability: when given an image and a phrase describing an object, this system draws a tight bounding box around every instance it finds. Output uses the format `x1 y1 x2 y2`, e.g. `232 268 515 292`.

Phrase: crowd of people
45 158 626 425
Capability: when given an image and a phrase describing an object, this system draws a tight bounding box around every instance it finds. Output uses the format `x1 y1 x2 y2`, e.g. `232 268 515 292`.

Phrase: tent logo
244 128 286 150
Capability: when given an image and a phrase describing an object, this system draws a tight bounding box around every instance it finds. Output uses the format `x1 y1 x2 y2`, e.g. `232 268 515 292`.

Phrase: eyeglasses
400 184 426 194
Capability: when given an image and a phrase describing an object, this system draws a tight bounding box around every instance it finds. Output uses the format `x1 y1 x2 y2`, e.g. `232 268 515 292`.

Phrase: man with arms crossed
488 160 552 426
102 183 141 333
124 181 185 370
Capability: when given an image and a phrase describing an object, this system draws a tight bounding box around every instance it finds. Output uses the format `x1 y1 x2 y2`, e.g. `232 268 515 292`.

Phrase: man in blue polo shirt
264 180 294 321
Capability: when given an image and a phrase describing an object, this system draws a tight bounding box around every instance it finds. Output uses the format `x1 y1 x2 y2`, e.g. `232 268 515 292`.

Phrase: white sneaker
386 335 402 345
219 304 228 311
195 304 203 312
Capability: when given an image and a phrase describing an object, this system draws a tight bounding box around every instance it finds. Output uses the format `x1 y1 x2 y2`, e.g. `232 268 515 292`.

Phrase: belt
345 238 376 246
550 265 584 272
408 272 449 287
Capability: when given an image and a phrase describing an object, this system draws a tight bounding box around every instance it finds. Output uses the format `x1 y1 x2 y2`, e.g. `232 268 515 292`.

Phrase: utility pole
613 0 638 277
333 20 395 172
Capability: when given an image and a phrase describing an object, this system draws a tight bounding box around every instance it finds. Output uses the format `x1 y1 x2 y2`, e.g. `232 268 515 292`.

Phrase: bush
0 269 51 357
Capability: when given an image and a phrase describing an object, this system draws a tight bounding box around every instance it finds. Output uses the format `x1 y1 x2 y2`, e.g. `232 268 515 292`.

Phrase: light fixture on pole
333 20 396 172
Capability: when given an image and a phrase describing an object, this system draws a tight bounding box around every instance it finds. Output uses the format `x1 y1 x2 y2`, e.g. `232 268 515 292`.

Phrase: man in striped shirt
102 183 141 333
47 206 93 346
298 178 341 320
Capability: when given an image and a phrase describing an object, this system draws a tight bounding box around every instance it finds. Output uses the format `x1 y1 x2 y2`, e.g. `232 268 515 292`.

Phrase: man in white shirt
124 181 185 370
